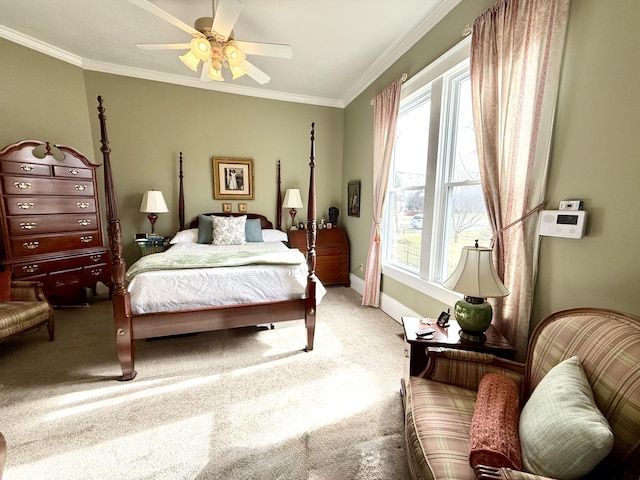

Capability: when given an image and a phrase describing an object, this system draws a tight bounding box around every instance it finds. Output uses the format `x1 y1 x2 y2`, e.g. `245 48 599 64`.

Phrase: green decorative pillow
519 356 614 480
211 215 246 245
245 218 263 242
469 373 522 470
197 215 213 244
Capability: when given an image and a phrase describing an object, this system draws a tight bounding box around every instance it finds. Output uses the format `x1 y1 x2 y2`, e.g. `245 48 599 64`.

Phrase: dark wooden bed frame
96 96 317 381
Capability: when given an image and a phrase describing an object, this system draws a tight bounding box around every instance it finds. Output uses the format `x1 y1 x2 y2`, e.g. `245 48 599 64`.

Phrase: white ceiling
0 0 462 107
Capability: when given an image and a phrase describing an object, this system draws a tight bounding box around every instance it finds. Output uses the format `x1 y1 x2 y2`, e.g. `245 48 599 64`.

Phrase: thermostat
538 210 587 239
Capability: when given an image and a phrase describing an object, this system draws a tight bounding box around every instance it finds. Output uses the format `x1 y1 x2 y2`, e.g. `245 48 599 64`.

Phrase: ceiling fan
128 0 292 84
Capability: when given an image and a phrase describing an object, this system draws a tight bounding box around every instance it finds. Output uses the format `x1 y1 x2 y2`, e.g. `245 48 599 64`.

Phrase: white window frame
381 36 474 306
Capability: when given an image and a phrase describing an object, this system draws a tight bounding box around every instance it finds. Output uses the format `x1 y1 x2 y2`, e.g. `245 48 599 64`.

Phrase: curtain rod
370 73 407 106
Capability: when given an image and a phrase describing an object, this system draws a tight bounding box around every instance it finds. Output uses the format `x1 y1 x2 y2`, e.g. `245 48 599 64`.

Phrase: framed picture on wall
213 157 254 200
222 202 232 213
238 203 248 213
348 180 361 217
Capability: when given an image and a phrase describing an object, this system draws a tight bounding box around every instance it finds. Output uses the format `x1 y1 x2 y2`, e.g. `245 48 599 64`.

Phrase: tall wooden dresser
288 228 350 287
0 140 112 305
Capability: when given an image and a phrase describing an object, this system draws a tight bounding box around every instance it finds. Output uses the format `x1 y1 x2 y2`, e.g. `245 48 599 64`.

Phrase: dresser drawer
53 165 93 179
9 231 102 258
4 196 97 215
50 268 84 291
83 263 109 282
1 161 51 177
7 214 99 235
10 250 109 278
316 245 349 257
2 176 94 196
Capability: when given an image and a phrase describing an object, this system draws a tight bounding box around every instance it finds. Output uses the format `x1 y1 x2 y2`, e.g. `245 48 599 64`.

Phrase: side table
401 316 516 395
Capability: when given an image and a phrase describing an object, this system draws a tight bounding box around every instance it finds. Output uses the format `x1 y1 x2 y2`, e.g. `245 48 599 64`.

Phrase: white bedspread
127 241 325 314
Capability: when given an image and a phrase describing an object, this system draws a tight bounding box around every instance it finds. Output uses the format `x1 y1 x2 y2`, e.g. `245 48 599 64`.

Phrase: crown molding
0 25 343 108
341 0 463 107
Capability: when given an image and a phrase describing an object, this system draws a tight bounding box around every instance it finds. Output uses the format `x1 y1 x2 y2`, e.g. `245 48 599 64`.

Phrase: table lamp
140 190 168 235
442 240 509 341
282 188 303 230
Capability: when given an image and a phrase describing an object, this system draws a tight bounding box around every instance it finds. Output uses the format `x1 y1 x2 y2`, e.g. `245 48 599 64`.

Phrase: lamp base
453 296 492 342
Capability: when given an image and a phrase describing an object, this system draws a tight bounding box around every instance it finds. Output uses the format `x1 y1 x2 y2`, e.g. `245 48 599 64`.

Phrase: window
382 38 492 302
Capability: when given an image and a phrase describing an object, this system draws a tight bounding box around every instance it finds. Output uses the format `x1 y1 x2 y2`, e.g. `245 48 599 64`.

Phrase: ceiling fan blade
200 60 212 81
136 43 191 50
128 0 201 37
212 0 242 40
234 41 293 59
242 60 271 85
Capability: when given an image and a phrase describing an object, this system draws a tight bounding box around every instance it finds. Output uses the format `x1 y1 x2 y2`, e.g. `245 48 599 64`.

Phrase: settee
0 279 54 343
403 308 639 480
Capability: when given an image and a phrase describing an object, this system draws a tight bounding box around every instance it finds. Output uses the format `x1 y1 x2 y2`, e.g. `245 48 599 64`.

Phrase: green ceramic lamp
442 241 509 342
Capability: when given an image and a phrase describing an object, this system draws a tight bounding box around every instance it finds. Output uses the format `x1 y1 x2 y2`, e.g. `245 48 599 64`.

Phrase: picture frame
213 157 254 200
222 202 232 213
238 202 247 213
348 180 361 217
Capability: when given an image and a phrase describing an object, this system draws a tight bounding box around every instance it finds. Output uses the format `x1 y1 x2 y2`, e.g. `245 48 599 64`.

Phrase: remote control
416 328 435 337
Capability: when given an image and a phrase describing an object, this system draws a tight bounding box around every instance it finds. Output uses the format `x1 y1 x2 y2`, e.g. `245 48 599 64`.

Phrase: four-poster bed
96 96 318 381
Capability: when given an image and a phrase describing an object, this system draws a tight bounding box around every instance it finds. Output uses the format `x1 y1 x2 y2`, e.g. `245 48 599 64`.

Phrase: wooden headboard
189 213 273 230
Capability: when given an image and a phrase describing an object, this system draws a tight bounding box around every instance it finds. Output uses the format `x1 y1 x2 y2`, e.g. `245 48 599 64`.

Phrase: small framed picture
222 202 232 213
348 180 361 217
212 157 254 200
238 203 247 213
326 222 333 229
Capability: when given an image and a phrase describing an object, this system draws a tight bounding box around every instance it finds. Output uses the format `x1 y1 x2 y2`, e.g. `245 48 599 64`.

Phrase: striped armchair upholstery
0 281 54 342
403 308 640 480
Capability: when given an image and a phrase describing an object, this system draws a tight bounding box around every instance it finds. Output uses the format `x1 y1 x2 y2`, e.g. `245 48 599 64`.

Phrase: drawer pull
19 222 37 230
76 202 90 209
17 202 34 209
14 181 31 190
75 184 88 191
20 165 34 172
90 254 102 262
80 236 93 243
22 265 39 273
78 219 91 226
23 241 39 250
90 268 103 276
69 169 79 175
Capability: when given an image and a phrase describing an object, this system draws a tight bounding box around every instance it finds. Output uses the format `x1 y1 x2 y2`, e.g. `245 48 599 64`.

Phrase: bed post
178 152 185 231
305 123 317 351
97 96 137 381
276 160 282 231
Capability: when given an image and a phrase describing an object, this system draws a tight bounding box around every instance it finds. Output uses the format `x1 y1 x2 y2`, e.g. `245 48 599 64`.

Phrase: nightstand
287 228 350 286
401 316 516 393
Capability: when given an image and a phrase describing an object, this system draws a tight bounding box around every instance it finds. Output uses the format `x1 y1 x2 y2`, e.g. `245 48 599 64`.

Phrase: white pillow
519 356 614 480
169 228 198 244
261 229 288 242
211 215 246 245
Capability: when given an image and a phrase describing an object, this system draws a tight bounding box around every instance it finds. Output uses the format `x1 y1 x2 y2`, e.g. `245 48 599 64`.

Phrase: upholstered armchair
403 308 640 480
0 280 54 343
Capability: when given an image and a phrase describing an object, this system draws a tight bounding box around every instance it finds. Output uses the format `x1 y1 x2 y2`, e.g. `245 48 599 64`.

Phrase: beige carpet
0 287 412 480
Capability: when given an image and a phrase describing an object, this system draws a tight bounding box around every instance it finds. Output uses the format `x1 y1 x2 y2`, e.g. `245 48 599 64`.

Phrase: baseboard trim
349 273 420 325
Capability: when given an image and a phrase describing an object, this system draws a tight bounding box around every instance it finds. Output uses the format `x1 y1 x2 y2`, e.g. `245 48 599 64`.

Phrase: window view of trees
383 58 492 284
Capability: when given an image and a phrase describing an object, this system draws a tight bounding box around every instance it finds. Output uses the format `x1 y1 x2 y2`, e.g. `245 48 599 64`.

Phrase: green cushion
519 356 614 480
197 215 213 244
245 218 263 242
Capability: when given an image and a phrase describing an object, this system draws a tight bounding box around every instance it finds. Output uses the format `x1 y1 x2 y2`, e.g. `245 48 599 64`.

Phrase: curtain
470 0 570 359
362 77 404 306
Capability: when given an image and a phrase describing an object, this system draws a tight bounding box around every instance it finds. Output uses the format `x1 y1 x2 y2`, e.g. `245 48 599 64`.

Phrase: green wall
343 0 640 328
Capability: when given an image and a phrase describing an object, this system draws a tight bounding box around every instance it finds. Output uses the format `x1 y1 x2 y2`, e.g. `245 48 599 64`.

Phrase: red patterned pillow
469 372 523 470
0 270 12 301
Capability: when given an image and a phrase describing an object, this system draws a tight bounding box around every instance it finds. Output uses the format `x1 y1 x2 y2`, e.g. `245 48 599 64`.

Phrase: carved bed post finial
178 152 185 231
276 159 282 231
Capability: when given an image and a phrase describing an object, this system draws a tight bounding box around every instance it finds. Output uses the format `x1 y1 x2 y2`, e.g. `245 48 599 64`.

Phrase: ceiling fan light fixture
179 50 200 71
190 37 212 61
207 66 224 82
230 64 246 79
224 42 245 67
